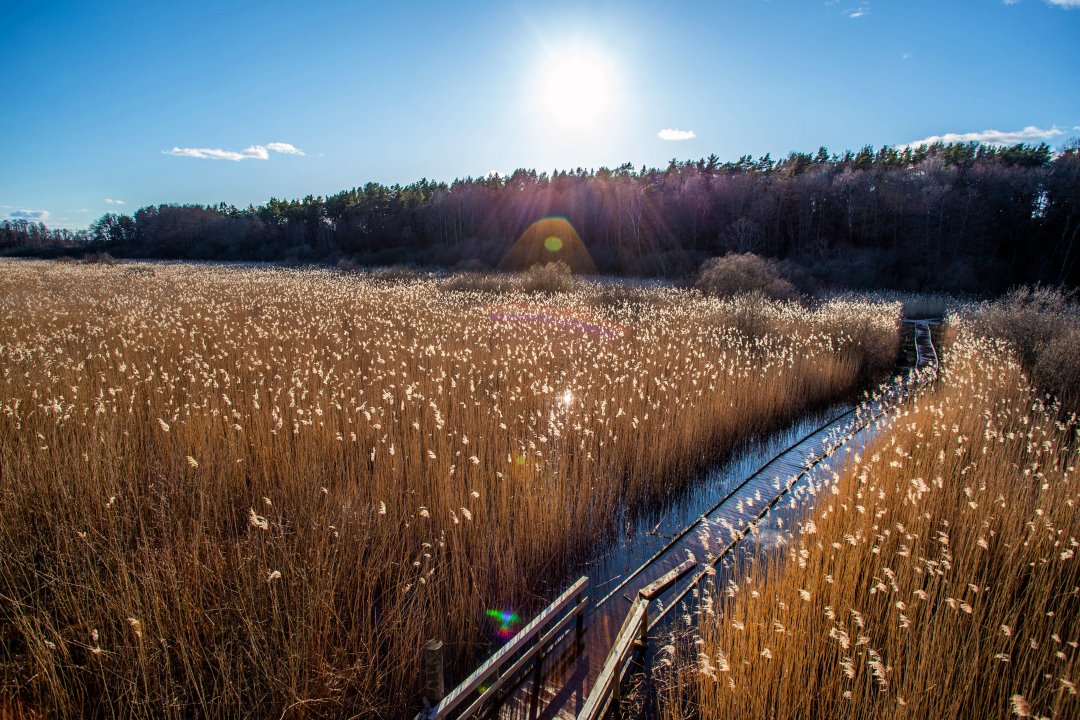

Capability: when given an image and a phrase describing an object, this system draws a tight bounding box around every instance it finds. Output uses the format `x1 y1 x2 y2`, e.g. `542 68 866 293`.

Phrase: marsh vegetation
661 311 1079 719
0 260 898 718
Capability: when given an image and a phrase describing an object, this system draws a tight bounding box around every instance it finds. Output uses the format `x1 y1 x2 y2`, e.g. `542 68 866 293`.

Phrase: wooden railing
415 576 589 720
577 558 696 720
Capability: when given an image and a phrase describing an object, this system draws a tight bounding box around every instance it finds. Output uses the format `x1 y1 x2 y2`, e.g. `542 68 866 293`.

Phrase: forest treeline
4 141 1079 292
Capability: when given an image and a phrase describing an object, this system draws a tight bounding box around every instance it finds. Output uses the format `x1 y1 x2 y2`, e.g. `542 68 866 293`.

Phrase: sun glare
542 49 612 128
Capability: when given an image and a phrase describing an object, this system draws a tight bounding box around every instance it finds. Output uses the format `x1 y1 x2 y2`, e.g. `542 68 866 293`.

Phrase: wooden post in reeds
612 669 622 720
423 639 445 706
575 589 586 648
529 634 544 717
638 600 648 649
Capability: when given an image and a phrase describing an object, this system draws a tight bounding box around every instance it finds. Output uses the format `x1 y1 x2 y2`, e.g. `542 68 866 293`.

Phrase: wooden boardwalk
432 321 938 720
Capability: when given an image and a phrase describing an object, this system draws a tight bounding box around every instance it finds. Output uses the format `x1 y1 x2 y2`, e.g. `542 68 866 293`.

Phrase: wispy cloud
845 3 870 18
104 198 125 205
903 125 1066 148
901 51 912 60
165 145 268 161
10 209 49 221
658 128 696 141
163 142 304 161
1005 1 1080 7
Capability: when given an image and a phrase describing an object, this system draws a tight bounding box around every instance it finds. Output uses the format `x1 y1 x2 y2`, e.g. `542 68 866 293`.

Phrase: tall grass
0 260 898 718
963 286 1080 414
664 318 1079 719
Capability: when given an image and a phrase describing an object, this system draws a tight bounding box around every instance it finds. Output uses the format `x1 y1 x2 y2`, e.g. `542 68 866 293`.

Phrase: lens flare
497 216 597 274
486 608 521 639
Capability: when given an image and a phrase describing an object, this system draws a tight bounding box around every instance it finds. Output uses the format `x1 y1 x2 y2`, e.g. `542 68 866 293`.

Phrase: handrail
577 558 695 720
594 404 857 610
651 385 903 630
651 322 938 631
416 576 589 720
578 388 906 719
638 557 697 601
578 598 646 720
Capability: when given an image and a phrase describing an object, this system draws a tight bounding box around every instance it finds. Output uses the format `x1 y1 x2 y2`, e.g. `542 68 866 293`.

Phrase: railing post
638 598 648 649
529 631 544 716
575 591 585 647
612 670 622 720
423 639 445 708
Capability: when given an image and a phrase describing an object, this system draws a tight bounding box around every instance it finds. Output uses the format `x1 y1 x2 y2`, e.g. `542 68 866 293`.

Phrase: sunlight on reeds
0 260 898 718
663 317 1079 719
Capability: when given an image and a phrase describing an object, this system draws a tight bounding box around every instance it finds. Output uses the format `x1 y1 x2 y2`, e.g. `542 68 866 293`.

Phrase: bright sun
542 50 612 128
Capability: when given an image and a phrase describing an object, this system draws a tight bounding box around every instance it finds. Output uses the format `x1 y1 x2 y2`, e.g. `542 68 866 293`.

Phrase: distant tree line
5 141 1079 292
1 220 88 251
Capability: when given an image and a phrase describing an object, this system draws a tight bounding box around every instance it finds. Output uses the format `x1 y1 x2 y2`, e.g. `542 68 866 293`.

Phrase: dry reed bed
962 287 1080 415
664 319 1079 719
0 261 897 718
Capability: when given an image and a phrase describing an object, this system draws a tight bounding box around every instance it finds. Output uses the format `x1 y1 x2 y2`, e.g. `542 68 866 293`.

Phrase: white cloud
1008 1 1080 7
658 128 696 141
901 51 912 60
845 3 870 17
104 198 125 205
265 142 305 156
165 145 268 161
163 142 304 161
10 209 49 221
903 125 1066 148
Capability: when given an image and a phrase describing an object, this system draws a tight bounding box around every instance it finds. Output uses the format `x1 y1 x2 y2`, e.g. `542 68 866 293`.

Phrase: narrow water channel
494 369 920 719
570 400 853 604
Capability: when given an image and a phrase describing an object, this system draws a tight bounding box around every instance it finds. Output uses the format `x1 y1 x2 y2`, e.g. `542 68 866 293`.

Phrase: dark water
572 401 853 603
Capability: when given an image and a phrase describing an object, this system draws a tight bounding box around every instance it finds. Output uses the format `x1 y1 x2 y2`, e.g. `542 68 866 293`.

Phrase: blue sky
2 0 1078 229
